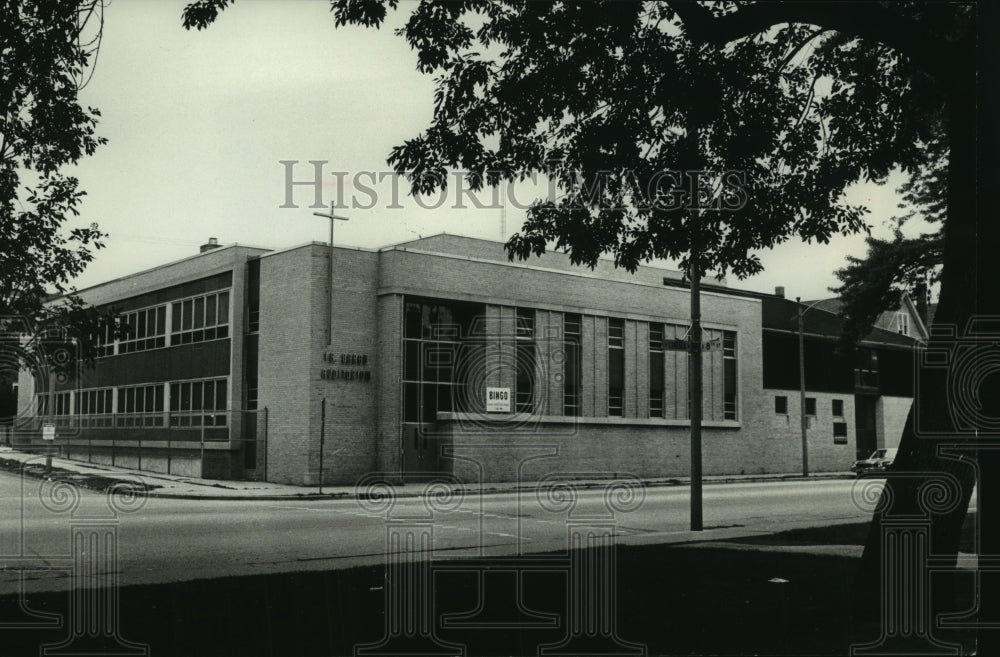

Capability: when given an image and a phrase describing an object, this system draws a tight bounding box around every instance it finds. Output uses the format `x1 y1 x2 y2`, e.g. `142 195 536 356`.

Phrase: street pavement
0 449 908 595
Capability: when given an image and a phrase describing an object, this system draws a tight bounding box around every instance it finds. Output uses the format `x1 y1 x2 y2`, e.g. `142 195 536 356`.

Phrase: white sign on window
486 387 511 413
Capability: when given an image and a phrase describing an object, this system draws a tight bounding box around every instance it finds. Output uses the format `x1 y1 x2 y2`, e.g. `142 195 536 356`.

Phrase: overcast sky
68 0 920 302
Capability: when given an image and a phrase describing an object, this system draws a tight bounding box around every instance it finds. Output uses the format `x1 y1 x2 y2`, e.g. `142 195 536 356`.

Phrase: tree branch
667 1 963 81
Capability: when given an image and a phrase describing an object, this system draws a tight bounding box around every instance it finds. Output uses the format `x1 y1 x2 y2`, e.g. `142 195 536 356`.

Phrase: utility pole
312 204 349 345
685 118 705 532
689 255 703 531
797 297 809 477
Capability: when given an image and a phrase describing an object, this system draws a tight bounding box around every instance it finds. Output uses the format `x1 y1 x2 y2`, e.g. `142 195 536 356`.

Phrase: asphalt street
0 471 906 595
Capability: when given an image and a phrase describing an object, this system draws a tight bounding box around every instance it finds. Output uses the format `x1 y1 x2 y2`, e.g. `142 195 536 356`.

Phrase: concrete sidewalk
0 446 855 501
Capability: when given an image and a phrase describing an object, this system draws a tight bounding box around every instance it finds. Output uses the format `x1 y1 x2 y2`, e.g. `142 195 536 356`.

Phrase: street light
794 297 827 477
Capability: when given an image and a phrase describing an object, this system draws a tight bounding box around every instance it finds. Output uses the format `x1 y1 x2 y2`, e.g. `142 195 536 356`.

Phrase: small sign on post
42 423 55 476
486 387 511 413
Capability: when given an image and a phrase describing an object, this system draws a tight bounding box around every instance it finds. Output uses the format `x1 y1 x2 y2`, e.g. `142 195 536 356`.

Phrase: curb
2 449 856 501
141 472 857 501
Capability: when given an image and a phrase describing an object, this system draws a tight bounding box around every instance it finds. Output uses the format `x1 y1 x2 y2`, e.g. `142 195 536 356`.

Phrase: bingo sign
486 387 511 413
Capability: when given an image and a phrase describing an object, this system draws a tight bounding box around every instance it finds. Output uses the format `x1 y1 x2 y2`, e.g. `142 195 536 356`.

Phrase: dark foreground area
0 532 979 657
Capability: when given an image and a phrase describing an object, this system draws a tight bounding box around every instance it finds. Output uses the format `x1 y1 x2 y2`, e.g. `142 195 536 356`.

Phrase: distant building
761 293 919 460
14 234 921 483
803 292 930 342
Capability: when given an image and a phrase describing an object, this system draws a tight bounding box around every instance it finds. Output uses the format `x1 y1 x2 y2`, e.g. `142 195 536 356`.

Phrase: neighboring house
14 233 923 483
804 291 931 342
761 293 921 460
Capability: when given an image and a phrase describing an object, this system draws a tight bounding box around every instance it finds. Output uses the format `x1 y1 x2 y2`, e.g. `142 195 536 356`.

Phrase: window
402 298 484 423
37 391 71 417
75 388 114 427
833 422 848 444
608 318 624 416
119 305 167 353
169 378 227 428
91 319 115 357
805 397 817 416
774 396 788 414
564 314 581 416
832 399 844 417
515 308 535 413
722 331 737 420
854 349 880 389
115 383 165 427
649 323 665 418
896 312 909 335
171 290 230 345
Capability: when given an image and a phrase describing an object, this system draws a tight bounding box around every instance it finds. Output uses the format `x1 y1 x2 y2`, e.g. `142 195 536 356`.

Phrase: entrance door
401 424 443 480
854 395 878 459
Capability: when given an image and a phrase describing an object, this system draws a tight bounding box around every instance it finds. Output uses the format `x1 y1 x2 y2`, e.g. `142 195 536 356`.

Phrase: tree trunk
853 58 992 652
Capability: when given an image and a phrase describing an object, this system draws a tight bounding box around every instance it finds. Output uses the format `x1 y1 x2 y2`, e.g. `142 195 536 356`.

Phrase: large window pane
404 340 419 381
404 303 422 339
217 292 229 325
205 295 217 327
182 300 193 330
193 297 205 329
180 383 191 411
192 382 203 411
203 380 215 410
403 382 419 423
216 380 227 410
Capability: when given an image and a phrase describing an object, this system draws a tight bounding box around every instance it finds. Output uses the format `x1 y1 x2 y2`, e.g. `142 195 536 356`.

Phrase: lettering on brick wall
320 352 372 382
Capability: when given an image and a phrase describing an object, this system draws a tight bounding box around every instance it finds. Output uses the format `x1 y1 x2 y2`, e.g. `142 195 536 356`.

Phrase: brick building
14 234 920 484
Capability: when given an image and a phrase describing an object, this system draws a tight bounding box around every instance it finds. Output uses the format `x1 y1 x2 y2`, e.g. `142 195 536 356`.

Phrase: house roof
804 293 929 341
761 296 919 347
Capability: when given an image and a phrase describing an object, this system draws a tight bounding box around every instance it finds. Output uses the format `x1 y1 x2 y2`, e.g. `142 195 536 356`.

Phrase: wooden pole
689 256 703 532
797 297 809 476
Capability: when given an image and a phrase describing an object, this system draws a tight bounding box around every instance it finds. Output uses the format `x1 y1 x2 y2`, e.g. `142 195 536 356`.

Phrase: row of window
774 396 845 417
118 306 167 353
401 299 739 423
92 290 231 356
171 290 230 344
34 378 228 429
775 395 850 444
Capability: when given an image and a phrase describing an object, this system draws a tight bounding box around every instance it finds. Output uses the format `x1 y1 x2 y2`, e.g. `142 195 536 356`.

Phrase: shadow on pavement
0 541 978 656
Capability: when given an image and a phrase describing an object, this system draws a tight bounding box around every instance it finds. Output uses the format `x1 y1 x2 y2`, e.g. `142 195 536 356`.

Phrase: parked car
852 448 897 476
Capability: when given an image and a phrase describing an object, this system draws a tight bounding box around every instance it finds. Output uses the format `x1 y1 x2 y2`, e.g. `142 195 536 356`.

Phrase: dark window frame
608 318 625 416
775 396 788 414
